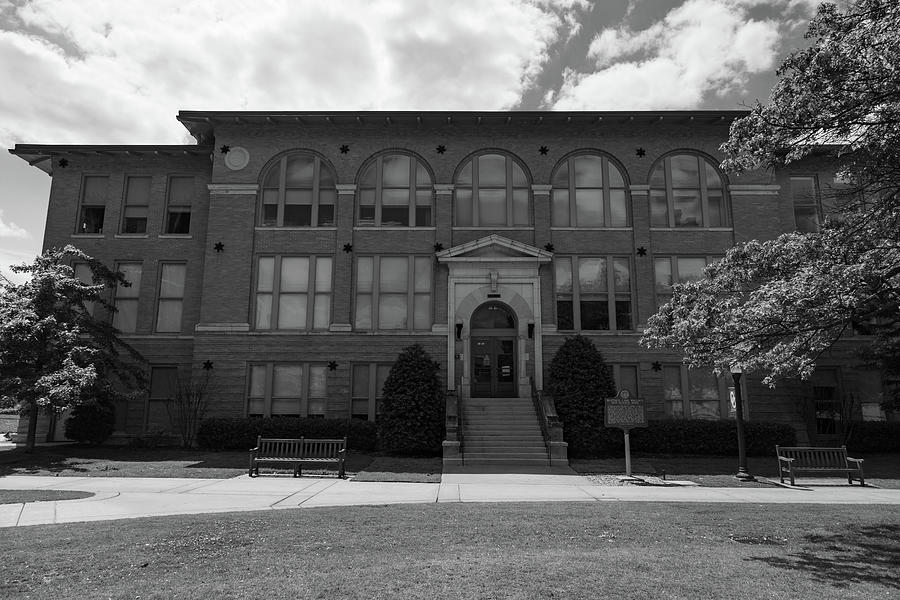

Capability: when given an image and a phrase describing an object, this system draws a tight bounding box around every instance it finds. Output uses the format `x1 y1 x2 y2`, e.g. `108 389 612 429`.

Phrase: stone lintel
195 322 251 332
207 183 259 195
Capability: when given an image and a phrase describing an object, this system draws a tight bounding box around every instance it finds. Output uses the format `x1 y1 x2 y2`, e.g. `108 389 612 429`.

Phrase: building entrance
469 303 517 398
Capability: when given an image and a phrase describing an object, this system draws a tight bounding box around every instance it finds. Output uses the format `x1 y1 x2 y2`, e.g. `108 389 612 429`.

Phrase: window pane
257 257 275 292
273 365 302 397
663 366 683 418
688 370 720 419
614 300 632 330
649 164 666 187
356 257 373 292
554 258 572 293
677 258 707 284
654 258 673 294
381 190 410 226
478 154 506 186
313 293 330 329
512 189 529 226
315 257 333 292
608 162 625 188
673 191 701 227
354 294 372 329
117 264 142 298
285 156 315 186
414 294 430 330
160 264 186 297
380 257 408 293
609 190 628 227
382 155 410 187
379 294 408 329
708 192 725 227
551 164 568 188
360 163 376 187
376 365 391 398
359 189 376 225
457 161 473 186
166 210 191 234
271 397 300 416
309 366 327 398
669 155 699 187
318 164 336 188
573 155 603 187
123 206 148 233
79 206 105 233
612 259 630 292
455 189 473 226
416 162 431 186
82 176 109 204
249 365 267 397
478 189 506 226
617 365 638 397
551 190 570 226
414 257 431 293
149 367 178 399
795 207 819 232
283 204 312 227
125 177 151 205
415 205 432 227
352 364 369 397
168 177 193 205
264 165 281 188
557 300 574 329
278 294 307 329
650 192 668 226
580 300 608 330
705 162 723 188
575 189 603 226
156 299 183 332
280 257 310 293
790 177 816 204
317 201 335 227
578 258 607 293
255 294 272 329
511 161 527 186
114 299 138 333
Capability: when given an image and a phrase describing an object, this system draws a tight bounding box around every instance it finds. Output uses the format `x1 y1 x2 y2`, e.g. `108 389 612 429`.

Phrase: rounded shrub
64 399 115 445
546 335 616 458
378 344 445 455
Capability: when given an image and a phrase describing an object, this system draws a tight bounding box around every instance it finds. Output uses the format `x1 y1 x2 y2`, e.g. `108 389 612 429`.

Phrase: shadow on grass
748 524 900 589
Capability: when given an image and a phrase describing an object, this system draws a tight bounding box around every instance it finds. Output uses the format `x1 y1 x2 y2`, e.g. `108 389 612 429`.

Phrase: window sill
114 234 150 239
550 227 633 231
649 227 734 232
71 234 105 238
452 226 533 230
254 226 338 231
158 234 192 239
353 226 437 231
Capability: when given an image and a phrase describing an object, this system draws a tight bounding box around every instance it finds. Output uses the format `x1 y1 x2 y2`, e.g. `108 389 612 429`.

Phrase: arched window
551 154 629 227
260 153 336 227
358 154 433 227
649 153 728 228
454 153 530 227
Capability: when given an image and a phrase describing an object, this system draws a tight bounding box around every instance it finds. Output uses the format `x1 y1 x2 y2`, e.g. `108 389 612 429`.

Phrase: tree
378 344 445 455
0 246 146 450
642 0 900 391
546 335 616 457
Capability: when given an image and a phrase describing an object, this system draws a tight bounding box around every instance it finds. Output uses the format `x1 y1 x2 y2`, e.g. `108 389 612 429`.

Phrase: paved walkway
2 470 898 527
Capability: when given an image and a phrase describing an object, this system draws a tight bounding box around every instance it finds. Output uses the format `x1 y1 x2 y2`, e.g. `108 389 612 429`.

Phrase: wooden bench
249 436 347 478
776 445 865 486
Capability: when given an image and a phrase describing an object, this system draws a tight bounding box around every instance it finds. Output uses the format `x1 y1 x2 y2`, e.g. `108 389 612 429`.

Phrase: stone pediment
436 235 552 263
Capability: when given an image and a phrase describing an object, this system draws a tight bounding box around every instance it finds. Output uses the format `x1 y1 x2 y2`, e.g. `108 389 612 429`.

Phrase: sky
0 0 821 283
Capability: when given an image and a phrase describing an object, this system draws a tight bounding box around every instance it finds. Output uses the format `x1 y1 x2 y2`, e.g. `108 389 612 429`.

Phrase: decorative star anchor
219 145 230 154
58 158 69 168
339 144 350 154
636 147 646 157
544 243 555 253
328 361 338 371
202 360 214 371
214 242 224 253
636 246 647 256
435 145 446 154
342 243 353 253
651 361 662 372
539 146 549 155
433 243 444 252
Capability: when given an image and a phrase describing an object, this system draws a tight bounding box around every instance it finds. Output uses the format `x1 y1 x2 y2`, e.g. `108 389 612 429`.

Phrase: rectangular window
354 256 432 331
254 256 332 331
76 175 109 234
165 176 193 234
614 364 639 397
73 263 96 316
246 363 328 418
554 256 633 331
351 363 391 420
654 256 713 305
791 176 820 233
812 369 841 435
121 176 150 234
663 365 726 419
149 366 178 400
113 263 142 333
156 263 186 333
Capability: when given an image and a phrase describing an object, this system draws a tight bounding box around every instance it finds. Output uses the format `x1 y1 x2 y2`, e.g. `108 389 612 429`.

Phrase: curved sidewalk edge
1 474 898 527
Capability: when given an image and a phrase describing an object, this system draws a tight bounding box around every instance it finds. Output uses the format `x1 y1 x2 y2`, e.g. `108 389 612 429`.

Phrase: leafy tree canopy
642 1 900 393
0 246 146 449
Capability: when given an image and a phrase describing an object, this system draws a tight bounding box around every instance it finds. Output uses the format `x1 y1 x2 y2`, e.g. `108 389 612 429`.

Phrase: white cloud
553 0 798 110
0 0 573 146
0 209 30 239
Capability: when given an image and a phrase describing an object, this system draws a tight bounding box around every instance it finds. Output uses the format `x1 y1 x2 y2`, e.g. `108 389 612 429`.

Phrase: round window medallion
224 146 250 171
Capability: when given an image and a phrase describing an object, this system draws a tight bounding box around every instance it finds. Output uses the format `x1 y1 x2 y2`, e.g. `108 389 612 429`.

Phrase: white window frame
254 255 333 331
354 255 432 331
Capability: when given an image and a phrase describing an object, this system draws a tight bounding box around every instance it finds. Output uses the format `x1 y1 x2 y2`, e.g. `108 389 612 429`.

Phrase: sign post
604 390 647 477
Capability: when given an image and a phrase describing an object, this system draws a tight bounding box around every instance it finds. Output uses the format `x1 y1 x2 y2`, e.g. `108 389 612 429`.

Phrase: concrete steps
462 397 549 466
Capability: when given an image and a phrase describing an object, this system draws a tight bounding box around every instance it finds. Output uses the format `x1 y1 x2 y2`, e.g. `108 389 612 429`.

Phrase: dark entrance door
471 337 516 397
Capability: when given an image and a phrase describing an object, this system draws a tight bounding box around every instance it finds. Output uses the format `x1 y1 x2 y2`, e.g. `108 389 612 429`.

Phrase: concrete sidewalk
2 471 898 527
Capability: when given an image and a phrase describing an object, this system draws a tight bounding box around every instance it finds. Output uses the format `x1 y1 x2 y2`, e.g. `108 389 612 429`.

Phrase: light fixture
455 321 463 340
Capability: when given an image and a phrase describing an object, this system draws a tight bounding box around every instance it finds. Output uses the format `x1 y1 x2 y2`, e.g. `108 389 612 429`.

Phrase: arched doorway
470 302 517 397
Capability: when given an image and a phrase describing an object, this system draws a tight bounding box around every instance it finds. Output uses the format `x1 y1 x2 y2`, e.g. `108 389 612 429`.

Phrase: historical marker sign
605 389 647 430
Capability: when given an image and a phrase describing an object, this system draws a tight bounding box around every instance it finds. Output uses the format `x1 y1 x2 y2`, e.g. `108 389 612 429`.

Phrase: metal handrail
530 376 564 456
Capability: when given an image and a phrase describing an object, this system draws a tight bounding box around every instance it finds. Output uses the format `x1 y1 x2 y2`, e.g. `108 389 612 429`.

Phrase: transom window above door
358 154 433 227
260 153 337 227
455 153 531 227
551 154 630 227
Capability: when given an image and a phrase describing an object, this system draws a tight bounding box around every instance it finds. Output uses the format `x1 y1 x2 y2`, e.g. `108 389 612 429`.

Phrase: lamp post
730 365 755 481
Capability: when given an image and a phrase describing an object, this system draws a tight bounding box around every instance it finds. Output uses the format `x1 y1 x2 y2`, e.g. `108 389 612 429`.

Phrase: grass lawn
1 502 897 599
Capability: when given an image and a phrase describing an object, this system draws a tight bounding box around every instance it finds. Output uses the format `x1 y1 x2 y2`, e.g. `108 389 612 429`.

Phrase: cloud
0 209 30 239
552 0 810 110
0 0 576 146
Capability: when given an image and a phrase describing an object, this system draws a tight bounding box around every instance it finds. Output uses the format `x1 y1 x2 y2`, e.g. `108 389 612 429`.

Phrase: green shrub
378 344 445 455
64 400 115 445
196 417 378 452
546 335 616 457
845 421 900 453
572 419 797 458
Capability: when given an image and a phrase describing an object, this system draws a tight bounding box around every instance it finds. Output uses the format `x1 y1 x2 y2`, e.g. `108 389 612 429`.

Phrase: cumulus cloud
552 0 812 110
0 209 29 239
0 0 576 146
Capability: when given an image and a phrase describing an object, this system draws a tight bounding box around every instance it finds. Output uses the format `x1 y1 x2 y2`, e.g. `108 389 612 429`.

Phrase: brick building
10 110 890 461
